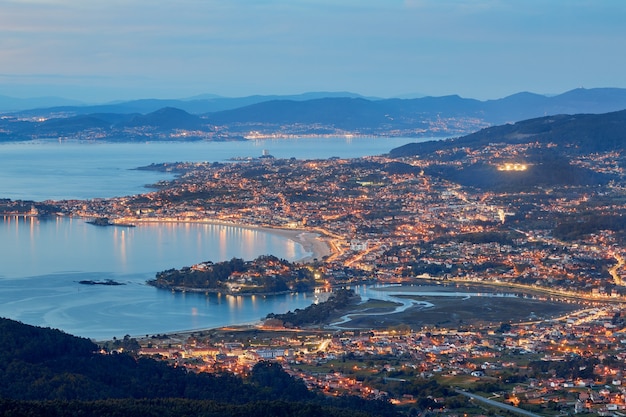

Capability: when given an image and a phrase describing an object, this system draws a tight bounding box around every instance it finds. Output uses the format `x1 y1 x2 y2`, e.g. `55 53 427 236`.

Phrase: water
1 272 320 341
0 137 436 339
1 216 308 279
0 215 313 339
0 137 424 201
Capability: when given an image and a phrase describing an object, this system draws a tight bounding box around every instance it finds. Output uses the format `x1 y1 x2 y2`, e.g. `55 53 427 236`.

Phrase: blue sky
0 0 624 102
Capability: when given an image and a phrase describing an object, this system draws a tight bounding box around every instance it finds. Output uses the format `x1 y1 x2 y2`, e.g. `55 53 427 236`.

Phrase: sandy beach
288 231 332 262
128 218 332 263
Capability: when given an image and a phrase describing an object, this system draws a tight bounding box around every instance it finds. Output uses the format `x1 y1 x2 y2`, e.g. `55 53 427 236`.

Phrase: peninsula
2 109 626 416
8 109 626 300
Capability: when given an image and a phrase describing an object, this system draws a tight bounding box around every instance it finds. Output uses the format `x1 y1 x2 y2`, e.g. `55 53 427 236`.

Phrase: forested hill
387 110 626 191
0 317 399 417
389 109 626 158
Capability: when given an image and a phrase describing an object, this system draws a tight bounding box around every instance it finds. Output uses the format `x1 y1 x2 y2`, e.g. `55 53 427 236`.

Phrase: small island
147 255 318 294
86 217 136 227
78 279 125 286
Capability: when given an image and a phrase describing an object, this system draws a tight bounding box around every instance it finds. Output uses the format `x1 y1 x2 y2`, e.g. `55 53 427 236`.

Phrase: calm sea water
0 137 433 340
0 137 422 201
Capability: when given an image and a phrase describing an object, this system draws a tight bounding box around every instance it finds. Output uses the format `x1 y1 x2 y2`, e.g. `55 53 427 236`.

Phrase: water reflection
0 218 545 340
0 216 314 339
1 217 308 279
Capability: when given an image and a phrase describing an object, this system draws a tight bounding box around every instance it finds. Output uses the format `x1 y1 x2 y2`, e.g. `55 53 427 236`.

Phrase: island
78 279 125 286
86 217 136 227
147 255 319 294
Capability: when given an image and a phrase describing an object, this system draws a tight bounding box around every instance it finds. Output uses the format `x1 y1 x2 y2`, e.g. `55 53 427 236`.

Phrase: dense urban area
17 134 624 298
2 110 626 416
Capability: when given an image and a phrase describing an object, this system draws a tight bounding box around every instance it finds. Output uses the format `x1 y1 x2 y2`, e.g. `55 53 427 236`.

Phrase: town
3 134 626 415
124 300 626 415
28 138 625 299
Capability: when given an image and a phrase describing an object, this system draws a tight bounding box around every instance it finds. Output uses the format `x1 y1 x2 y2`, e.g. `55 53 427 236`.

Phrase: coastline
130 322 262 344
126 217 332 263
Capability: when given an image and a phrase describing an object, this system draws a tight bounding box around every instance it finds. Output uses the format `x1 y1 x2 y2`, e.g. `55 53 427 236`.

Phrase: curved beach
128 218 332 263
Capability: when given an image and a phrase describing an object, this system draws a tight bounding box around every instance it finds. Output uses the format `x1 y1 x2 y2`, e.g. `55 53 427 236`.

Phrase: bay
0 137 426 201
1 216 309 279
0 215 313 340
0 136 435 340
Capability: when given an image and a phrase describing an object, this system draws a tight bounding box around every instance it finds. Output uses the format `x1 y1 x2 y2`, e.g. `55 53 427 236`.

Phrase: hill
390 109 626 157
0 317 398 417
0 107 216 142
2 88 626 142
206 97 397 132
0 95 85 112
388 110 626 191
120 107 208 130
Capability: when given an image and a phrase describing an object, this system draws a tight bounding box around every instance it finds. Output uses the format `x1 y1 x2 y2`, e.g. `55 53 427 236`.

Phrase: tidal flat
340 292 582 329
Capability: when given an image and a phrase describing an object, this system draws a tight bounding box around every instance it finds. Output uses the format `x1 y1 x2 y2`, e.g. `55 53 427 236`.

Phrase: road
455 389 545 417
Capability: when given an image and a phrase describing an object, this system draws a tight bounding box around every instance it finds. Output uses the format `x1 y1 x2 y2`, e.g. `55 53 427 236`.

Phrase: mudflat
338 294 582 329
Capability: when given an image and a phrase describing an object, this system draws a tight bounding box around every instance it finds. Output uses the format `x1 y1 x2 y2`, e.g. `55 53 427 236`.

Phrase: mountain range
0 91 368 114
1 88 626 141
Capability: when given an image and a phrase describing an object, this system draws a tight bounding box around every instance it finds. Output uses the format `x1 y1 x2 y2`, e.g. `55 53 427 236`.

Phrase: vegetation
0 398 396 417
553 214 626 241
294 353 472 413
265 289 361 327
390 109 626 158
148 255 316 293
0 317 399 417
389 110 626 192
423 153 613 191
528 357 600 380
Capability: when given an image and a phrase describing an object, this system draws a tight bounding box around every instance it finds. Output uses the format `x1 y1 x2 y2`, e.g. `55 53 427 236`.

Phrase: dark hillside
0 318 399 417
119 107 208 130
207 98 392 130
389 110 625 191
390 109 626 158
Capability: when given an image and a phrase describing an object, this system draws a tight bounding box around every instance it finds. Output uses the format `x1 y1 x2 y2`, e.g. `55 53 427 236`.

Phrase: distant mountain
207 95 487 123
480 87 626 123
11 98 210 117
0 95 85 112
9 91 370 117
202 95 488 137
2 88 626 142
8 87 626 121
0 107 215 142
120 107 208 130
200 88 626 138
207 97 393 129
206 88 626 127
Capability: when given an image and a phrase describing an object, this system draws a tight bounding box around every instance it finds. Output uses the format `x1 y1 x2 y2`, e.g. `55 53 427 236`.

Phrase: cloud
0 0 624 100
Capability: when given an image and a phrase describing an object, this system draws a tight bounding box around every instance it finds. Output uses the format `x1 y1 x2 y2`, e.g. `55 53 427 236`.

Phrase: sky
0 0 625 102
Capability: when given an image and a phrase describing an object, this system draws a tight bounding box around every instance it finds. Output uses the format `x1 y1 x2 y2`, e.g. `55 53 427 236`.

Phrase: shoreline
130 322 264 344
116 217 333 263
116 281 586 344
